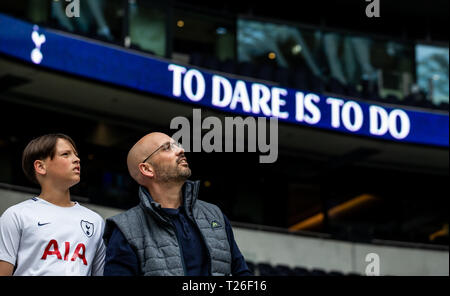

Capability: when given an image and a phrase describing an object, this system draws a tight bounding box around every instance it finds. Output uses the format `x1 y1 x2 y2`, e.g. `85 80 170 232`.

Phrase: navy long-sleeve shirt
104 205 252 276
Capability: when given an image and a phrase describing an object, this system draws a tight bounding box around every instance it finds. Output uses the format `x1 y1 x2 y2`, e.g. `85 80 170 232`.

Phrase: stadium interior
0 0 448 276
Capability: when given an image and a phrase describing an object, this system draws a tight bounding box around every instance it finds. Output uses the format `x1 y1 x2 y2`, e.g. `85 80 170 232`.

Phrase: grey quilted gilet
104 180 232 276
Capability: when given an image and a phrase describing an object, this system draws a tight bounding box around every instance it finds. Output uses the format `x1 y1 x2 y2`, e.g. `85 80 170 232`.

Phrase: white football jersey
0 197 106 276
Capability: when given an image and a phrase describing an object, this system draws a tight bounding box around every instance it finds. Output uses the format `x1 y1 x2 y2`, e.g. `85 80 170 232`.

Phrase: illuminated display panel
0 13 448 147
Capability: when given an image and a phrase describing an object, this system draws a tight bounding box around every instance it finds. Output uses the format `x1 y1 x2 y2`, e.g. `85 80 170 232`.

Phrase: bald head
127 132 172 184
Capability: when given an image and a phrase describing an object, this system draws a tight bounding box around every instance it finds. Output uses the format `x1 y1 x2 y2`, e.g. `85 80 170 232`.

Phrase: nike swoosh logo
38 222 51 226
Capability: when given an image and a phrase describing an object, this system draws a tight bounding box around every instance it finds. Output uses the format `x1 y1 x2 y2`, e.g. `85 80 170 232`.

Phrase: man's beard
152 160 191 183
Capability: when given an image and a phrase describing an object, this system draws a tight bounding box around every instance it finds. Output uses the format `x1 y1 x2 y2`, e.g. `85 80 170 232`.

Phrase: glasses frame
142 141 182 163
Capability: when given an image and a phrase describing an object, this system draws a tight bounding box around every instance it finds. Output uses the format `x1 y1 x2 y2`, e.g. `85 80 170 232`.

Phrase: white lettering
230 80 251 112
212 75 232 107
251 83 272 116
183 69 205 102
304 93 321 124
326 97 345 128
271 87 289 119
168 64 187 97
341 101 363 132
369 105 389 136
389 109 410 139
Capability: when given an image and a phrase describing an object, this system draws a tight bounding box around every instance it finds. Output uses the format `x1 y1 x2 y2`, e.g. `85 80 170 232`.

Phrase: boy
0 134 105 276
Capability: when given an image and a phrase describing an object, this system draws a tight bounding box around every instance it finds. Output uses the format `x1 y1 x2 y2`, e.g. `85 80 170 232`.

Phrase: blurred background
0 0 448 275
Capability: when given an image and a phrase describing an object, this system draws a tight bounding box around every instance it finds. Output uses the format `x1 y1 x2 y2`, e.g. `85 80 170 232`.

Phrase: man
0 134 105 276
103 132 252 276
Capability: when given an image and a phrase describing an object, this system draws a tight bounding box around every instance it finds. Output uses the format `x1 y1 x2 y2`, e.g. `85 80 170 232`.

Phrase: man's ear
138 163 154 179
34 159 46 177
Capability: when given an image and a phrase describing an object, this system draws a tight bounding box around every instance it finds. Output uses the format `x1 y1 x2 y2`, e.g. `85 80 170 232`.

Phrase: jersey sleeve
0 207 22 266
90 219 106 276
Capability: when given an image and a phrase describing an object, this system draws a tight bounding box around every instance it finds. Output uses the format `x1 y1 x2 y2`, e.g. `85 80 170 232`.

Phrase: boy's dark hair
22 133 77 184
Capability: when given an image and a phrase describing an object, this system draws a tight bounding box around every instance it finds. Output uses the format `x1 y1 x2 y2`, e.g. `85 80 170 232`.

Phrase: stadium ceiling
175 0 449 43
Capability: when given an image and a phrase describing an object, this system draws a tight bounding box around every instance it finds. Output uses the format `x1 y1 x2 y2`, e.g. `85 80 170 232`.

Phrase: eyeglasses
142 141 183 163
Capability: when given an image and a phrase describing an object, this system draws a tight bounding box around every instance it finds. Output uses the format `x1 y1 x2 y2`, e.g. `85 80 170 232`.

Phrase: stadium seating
310 268 327 276
328 270 345 276
257 262 279 276
247 261 363 276
274 264 296 276
347 272 362 276
292 266 309 276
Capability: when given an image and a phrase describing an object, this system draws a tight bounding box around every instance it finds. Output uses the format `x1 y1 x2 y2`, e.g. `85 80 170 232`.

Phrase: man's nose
174 144 185 155
175 145 185 154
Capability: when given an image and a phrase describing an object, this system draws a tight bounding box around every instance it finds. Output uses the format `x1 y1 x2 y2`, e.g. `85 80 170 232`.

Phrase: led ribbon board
0 13 448 147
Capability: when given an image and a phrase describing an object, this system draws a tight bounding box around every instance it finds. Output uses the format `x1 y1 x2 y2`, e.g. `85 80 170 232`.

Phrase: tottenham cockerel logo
80 220 94 238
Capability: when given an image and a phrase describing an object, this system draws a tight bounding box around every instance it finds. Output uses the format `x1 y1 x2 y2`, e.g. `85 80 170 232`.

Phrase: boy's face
42 138 80 187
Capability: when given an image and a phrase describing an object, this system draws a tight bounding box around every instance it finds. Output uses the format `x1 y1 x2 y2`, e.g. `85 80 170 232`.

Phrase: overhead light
291 44 302 55
216 27 227 35
124 36 131 48
177 20 184 28
268 52 276 60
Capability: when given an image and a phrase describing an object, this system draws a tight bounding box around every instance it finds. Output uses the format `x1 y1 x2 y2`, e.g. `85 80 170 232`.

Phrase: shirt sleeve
223 214 253 276
91 219 106 276
0 207 22 266
104 226 139 276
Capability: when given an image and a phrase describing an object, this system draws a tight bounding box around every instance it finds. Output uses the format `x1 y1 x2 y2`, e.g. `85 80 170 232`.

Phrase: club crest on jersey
80 220 94 238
